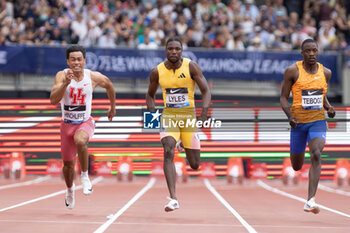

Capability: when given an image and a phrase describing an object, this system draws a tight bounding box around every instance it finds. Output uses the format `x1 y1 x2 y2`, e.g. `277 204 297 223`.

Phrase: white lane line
94 177 156 233
319 184 350 197
204 179 257 233
0 176 103 212
0 176 51 190
257 180 350 218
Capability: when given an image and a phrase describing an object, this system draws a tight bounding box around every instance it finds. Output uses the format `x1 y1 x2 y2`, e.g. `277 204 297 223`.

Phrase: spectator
97 29 116 48
274 0 288 22
49 26 65 45
148 18 165 46
83 20 102 47
200 34 212 49
175 14 188 36
233 34 245 51
5 27 17 44
115 13 132 46
34 26 49 44
240 0 259 22
259 19 275 47
70 13 88 44
247 37 265 51
318 20 336 51
0 0 347 51
291 24 309 49
137 34 158 49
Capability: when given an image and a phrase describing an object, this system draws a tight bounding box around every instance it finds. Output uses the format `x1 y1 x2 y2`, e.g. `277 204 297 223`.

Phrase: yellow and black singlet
157 58 195 108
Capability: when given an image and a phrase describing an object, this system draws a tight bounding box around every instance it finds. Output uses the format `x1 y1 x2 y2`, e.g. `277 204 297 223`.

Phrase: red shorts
60 117 95 161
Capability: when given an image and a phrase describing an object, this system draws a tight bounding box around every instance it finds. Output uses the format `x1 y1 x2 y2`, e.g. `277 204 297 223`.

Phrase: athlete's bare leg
290 152 305 171
184 148 200 169
63 160 76 188
161 136 177 199
74 130 90 172
307 137 325 200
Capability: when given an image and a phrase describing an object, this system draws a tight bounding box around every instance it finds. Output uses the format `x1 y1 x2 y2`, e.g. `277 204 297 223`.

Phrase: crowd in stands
0 0 350 52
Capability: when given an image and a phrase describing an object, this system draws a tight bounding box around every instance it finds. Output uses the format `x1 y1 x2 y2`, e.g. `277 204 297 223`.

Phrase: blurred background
0 0 350 184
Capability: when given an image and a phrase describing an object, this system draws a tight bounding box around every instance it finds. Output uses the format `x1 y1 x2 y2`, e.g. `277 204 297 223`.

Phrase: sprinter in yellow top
158 57 195 108
280 39 336 214
146 37 211 212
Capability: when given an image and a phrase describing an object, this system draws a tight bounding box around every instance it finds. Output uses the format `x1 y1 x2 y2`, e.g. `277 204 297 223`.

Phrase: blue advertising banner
0 45 339 83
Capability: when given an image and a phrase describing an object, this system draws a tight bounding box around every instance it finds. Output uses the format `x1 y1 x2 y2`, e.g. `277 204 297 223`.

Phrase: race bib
63 105 86 122
301 89 323 110
165 88 190 108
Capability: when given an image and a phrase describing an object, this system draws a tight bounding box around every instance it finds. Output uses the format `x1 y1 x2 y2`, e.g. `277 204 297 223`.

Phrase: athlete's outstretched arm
146 68 159 112
91 71 116 121
323 67 336 118
50 70 72 105
280 65 298 128
190 61 211 121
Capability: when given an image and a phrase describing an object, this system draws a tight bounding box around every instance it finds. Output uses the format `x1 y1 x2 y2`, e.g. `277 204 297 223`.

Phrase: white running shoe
81 176 93 195
65 184 75 209
176 140 184 152
164 197 179 212
304 197 320 214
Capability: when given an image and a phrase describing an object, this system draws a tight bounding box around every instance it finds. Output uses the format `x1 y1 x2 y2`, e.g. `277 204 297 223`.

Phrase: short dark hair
66 45 86 59
166 37 182 48
301 38 317 50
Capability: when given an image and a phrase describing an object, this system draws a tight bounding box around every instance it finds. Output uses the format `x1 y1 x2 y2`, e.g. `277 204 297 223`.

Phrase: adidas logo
178 73 186 78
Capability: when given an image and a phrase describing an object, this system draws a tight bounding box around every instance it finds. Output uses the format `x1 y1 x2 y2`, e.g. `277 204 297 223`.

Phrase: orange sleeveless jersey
291 61 328 123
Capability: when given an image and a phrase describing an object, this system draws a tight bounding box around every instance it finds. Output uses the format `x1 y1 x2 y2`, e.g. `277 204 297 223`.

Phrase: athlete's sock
68 185 74 193
81 171 88 178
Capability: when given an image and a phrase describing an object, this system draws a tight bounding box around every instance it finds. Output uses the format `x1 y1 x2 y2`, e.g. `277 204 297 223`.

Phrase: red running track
0 176 349 233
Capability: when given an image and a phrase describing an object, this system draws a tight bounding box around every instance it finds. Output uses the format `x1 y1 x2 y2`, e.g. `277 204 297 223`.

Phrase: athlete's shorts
290 120 327 154
60 117 95 161
160 108 200 150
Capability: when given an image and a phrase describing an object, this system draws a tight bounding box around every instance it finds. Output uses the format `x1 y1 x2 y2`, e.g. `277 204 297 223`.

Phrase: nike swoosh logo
170 89 180 94
314 76 321 79
65 199 69 207
68 106 79 111
308 91 318 95
88 188 93 191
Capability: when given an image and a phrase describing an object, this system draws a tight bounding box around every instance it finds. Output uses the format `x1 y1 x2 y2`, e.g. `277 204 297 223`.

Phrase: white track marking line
257 180 350 218
0 176 51 190
204 179 257 233
319 184 350 197
94 177 156 233
0 176 103 212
